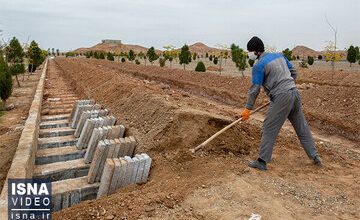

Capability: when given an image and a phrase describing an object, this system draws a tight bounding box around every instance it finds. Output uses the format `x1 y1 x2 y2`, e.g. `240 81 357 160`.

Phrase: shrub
307 56 314 65
318 55 322 60
65 51 76 57
209 55 213 61
107 52 114 61
121 57 126 62
213 57 218 65
99 52 105 59
195 61 206 72
159 58 166 67
135 59 140 65
205 52 209 58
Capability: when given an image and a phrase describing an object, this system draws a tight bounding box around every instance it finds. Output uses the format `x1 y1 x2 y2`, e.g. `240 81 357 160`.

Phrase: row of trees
0 37 46 109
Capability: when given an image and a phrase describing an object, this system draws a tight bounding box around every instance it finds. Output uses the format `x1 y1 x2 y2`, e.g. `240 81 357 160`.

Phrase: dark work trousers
259 88 318 163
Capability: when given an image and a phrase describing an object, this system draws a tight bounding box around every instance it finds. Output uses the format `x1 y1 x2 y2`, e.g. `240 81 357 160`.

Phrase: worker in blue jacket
241 36 322 170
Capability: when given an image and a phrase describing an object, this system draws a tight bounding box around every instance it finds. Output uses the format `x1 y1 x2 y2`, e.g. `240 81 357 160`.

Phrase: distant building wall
101 39 122 44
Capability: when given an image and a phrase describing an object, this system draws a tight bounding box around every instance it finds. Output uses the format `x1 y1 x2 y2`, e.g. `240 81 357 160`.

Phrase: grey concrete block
116 158 128 188
84 127 101 163
123 156 134 186
61 192 70 209
88 141 106 183
128 136 136 157
113 139 121 158
130 157 140 184
98 109 109 117
74 110 101 138
108 158 121 194
107 139 116 158
135 154 145 184
97 159 115 198
74 111 91 138
70 190 80 206
95 140 111 182
117 138 126 157
71 103 101 128
123 137 131 157
141 153 152 183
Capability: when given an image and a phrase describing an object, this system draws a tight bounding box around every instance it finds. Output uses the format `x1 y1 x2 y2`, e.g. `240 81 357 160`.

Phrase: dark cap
247 36 265 52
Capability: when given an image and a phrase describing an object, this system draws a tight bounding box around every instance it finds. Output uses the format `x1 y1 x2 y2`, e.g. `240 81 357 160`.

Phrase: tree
121 57 126 63
282 48 292 60
0 51 13 109
205 52 209 58
146 47 158 64
135 59 141 65
27 40 44 72
195 61 206 72
51 48 55 56
318 55 323 60
192 52 197 61
209 55 213 61
159 58 166 67
56 49 60 56
107 52 114 61
179 44 191 69
5 37 25 87
231 43 247 77
325 15 338 72
324 41 341 70
307 56 314 65
128 50 136 62
346 45 357 67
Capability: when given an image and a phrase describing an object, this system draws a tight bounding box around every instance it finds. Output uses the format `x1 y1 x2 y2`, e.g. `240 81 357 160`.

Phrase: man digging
242 36 322 170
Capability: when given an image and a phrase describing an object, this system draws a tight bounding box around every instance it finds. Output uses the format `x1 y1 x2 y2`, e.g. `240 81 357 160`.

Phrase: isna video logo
8 178 52 220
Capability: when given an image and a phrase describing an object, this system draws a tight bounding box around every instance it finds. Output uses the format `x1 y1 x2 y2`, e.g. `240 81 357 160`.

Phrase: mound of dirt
189 42 223 55
292 45 320 58
74 42 161 54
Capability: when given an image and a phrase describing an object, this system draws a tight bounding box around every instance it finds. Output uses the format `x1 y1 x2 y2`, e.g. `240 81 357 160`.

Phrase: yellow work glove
241 108 251 121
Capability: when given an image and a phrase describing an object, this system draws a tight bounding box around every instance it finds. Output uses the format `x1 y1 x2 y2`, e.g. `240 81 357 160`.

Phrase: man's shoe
313 155 322 166
248 160 267 170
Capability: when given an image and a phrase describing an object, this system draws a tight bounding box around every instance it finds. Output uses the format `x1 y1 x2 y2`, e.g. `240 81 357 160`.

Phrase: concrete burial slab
38 135 77 148
39 119 71 129
33 158 89 181
52 176 100 211
41 113 71 122
39 127 75 138
36 145 86 165
42 108 73 116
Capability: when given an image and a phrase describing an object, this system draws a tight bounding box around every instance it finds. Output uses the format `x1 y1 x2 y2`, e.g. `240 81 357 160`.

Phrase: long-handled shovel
189 102 270 153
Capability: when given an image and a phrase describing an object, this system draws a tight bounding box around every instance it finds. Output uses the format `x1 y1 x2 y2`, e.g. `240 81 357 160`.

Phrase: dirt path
52 58 359 220
0 72 41 191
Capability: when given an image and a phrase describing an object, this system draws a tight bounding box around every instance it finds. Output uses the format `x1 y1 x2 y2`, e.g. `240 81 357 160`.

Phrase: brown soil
0 72 41 191
51 57 359 220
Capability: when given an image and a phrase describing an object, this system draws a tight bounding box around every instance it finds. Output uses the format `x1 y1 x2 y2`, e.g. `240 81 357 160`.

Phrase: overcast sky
0 0 359 51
